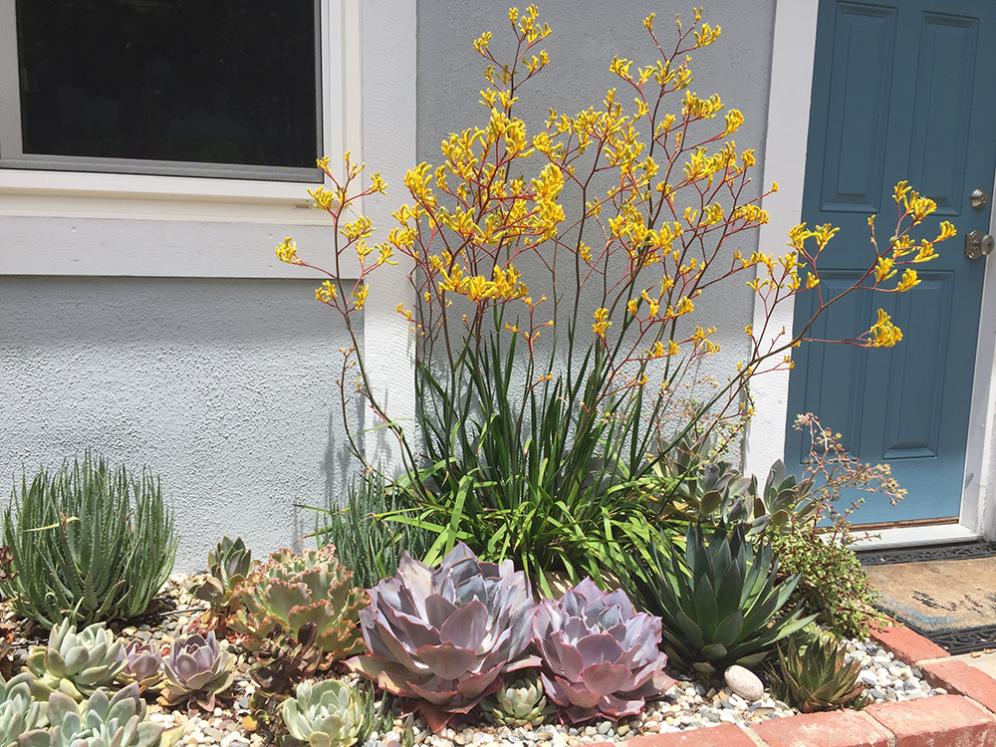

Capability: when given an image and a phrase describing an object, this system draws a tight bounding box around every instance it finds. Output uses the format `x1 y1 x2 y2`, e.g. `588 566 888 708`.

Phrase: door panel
786 0 996 524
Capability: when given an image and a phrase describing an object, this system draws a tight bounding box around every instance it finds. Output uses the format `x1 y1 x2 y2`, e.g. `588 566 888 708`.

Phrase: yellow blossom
874 256 897 283
275 236 301 264
592 307 612 339
351 282 369 310
315 280 337 303
895 268 920 292
867 308 902 348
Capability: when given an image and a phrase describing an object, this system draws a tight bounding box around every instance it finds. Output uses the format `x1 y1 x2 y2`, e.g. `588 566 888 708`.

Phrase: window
0 0 322 181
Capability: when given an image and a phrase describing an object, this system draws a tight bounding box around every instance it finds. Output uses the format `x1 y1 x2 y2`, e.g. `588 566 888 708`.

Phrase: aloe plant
629 525 814 677
1 454 177 628
770 634 865 712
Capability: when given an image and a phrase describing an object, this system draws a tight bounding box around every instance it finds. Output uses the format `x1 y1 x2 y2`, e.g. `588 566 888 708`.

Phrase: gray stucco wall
417 0 777 399
0 269 358 572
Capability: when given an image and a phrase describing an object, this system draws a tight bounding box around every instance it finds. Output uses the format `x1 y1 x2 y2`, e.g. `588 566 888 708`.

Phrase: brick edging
588 622 996 747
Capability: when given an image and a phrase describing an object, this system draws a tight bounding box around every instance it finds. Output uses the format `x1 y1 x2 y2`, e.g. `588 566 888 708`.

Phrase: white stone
723 665 764 702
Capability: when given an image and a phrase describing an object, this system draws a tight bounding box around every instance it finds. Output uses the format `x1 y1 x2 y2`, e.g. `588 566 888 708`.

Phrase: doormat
858 542 996 654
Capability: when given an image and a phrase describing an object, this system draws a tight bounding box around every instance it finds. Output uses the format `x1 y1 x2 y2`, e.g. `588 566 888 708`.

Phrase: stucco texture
417 0 777 401
0 275 360 571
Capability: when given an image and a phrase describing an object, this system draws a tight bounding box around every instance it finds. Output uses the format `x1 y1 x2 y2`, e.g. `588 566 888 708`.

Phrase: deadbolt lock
966 230 995 260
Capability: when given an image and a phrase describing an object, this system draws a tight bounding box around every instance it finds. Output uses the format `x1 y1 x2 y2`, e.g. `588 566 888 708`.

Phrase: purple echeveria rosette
533 578 674 723
346 543 540 732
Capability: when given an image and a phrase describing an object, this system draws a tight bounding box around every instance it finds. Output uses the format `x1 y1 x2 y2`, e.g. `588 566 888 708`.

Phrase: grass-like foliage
1 454 176 628
310 473 433 589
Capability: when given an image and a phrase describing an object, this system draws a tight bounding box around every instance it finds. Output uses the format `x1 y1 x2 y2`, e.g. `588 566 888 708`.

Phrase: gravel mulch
0 574 948 746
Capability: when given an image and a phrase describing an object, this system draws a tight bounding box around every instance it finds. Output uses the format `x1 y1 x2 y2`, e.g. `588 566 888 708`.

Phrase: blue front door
786 0 996 524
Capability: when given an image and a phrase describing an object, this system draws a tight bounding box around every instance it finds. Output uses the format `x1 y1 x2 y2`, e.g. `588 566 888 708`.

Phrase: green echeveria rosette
25 620 126 702
482 673 551 728
230 547 366 662
0 672 48 746
280 679 369 747
17 684 180 747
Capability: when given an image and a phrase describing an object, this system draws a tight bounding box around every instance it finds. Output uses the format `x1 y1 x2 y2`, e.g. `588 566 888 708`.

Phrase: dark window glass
15 0 320 169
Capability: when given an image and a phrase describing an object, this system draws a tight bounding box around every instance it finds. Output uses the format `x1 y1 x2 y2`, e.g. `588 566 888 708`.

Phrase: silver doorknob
966 230 995 259
970 189 988 209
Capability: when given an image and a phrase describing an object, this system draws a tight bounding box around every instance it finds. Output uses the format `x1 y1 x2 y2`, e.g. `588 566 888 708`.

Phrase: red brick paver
922 660 996 713
865 694 996 746
624 724 756 747
751 710 890 747
870 622 949 664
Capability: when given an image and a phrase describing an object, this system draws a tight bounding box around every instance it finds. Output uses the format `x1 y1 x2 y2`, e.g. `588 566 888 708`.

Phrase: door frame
744 0 996 543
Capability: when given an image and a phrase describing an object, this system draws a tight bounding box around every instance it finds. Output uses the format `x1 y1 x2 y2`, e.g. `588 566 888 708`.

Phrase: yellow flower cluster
438 264 529 304
867 308 903 348
275 236 301 265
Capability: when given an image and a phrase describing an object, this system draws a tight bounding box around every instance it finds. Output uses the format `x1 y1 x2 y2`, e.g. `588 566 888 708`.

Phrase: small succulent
630 525 814 677
230 547 365 663
770 634 865 712
116 641 163 694
482 673 550 728
188 537 252 632
346 543 539 732
160 633 235 710
533 579 672 723
26 620 126 701
19 684 180 747
280 679 373 747
0 673 47 746
248 623 334 713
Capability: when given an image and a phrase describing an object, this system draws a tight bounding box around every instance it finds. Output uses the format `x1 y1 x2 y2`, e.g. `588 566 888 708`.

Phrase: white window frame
0 0 349 239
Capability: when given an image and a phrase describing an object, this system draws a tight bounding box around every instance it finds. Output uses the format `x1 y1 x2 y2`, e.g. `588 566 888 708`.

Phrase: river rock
724 665 764 702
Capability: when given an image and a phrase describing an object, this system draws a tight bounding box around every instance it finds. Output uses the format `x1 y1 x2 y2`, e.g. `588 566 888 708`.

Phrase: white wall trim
743 0 821 478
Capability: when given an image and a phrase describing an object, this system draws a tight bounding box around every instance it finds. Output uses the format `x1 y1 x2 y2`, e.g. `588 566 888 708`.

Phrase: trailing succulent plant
247 624 331 712
1 454 177 628
346 543 539 732
230 546 365 664
117 641 163 695
160 633 235 710
0 673 48 746
533 579 672 723
629 525 814 677
770 633 865 712
481 673 551 728
19 684 180 747
26 620 126 701
280 679 376 747
188 537 252 633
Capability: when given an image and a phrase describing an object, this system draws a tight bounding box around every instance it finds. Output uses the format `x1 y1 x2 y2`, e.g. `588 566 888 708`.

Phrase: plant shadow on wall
0 4 960 746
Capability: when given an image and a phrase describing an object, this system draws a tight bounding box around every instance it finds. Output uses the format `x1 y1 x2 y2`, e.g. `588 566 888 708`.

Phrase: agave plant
346 543 539 732
116 641 163 694
770 634 864 712
160 633 235 710
188 537 252 633
482 673 550 728
26 621 126 701
230 546 365 663
533 579 672 723
280 679 374 747
629 525 814 677
0 673 47 746
1 454 177 628
19 685 180 747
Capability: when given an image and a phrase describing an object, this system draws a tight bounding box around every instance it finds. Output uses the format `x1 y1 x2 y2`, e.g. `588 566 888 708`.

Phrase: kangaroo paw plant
0 673 47 745
26 621 126 702
533 579 672 723
482 673 551 728
188 536 252 633
280 679 373 747
230 546 365 663
770 634 865 712
346 543 539 732
117 642 163 695
19 684 180 747
1 454 177 628
160 633 235 711
630 525 814 677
